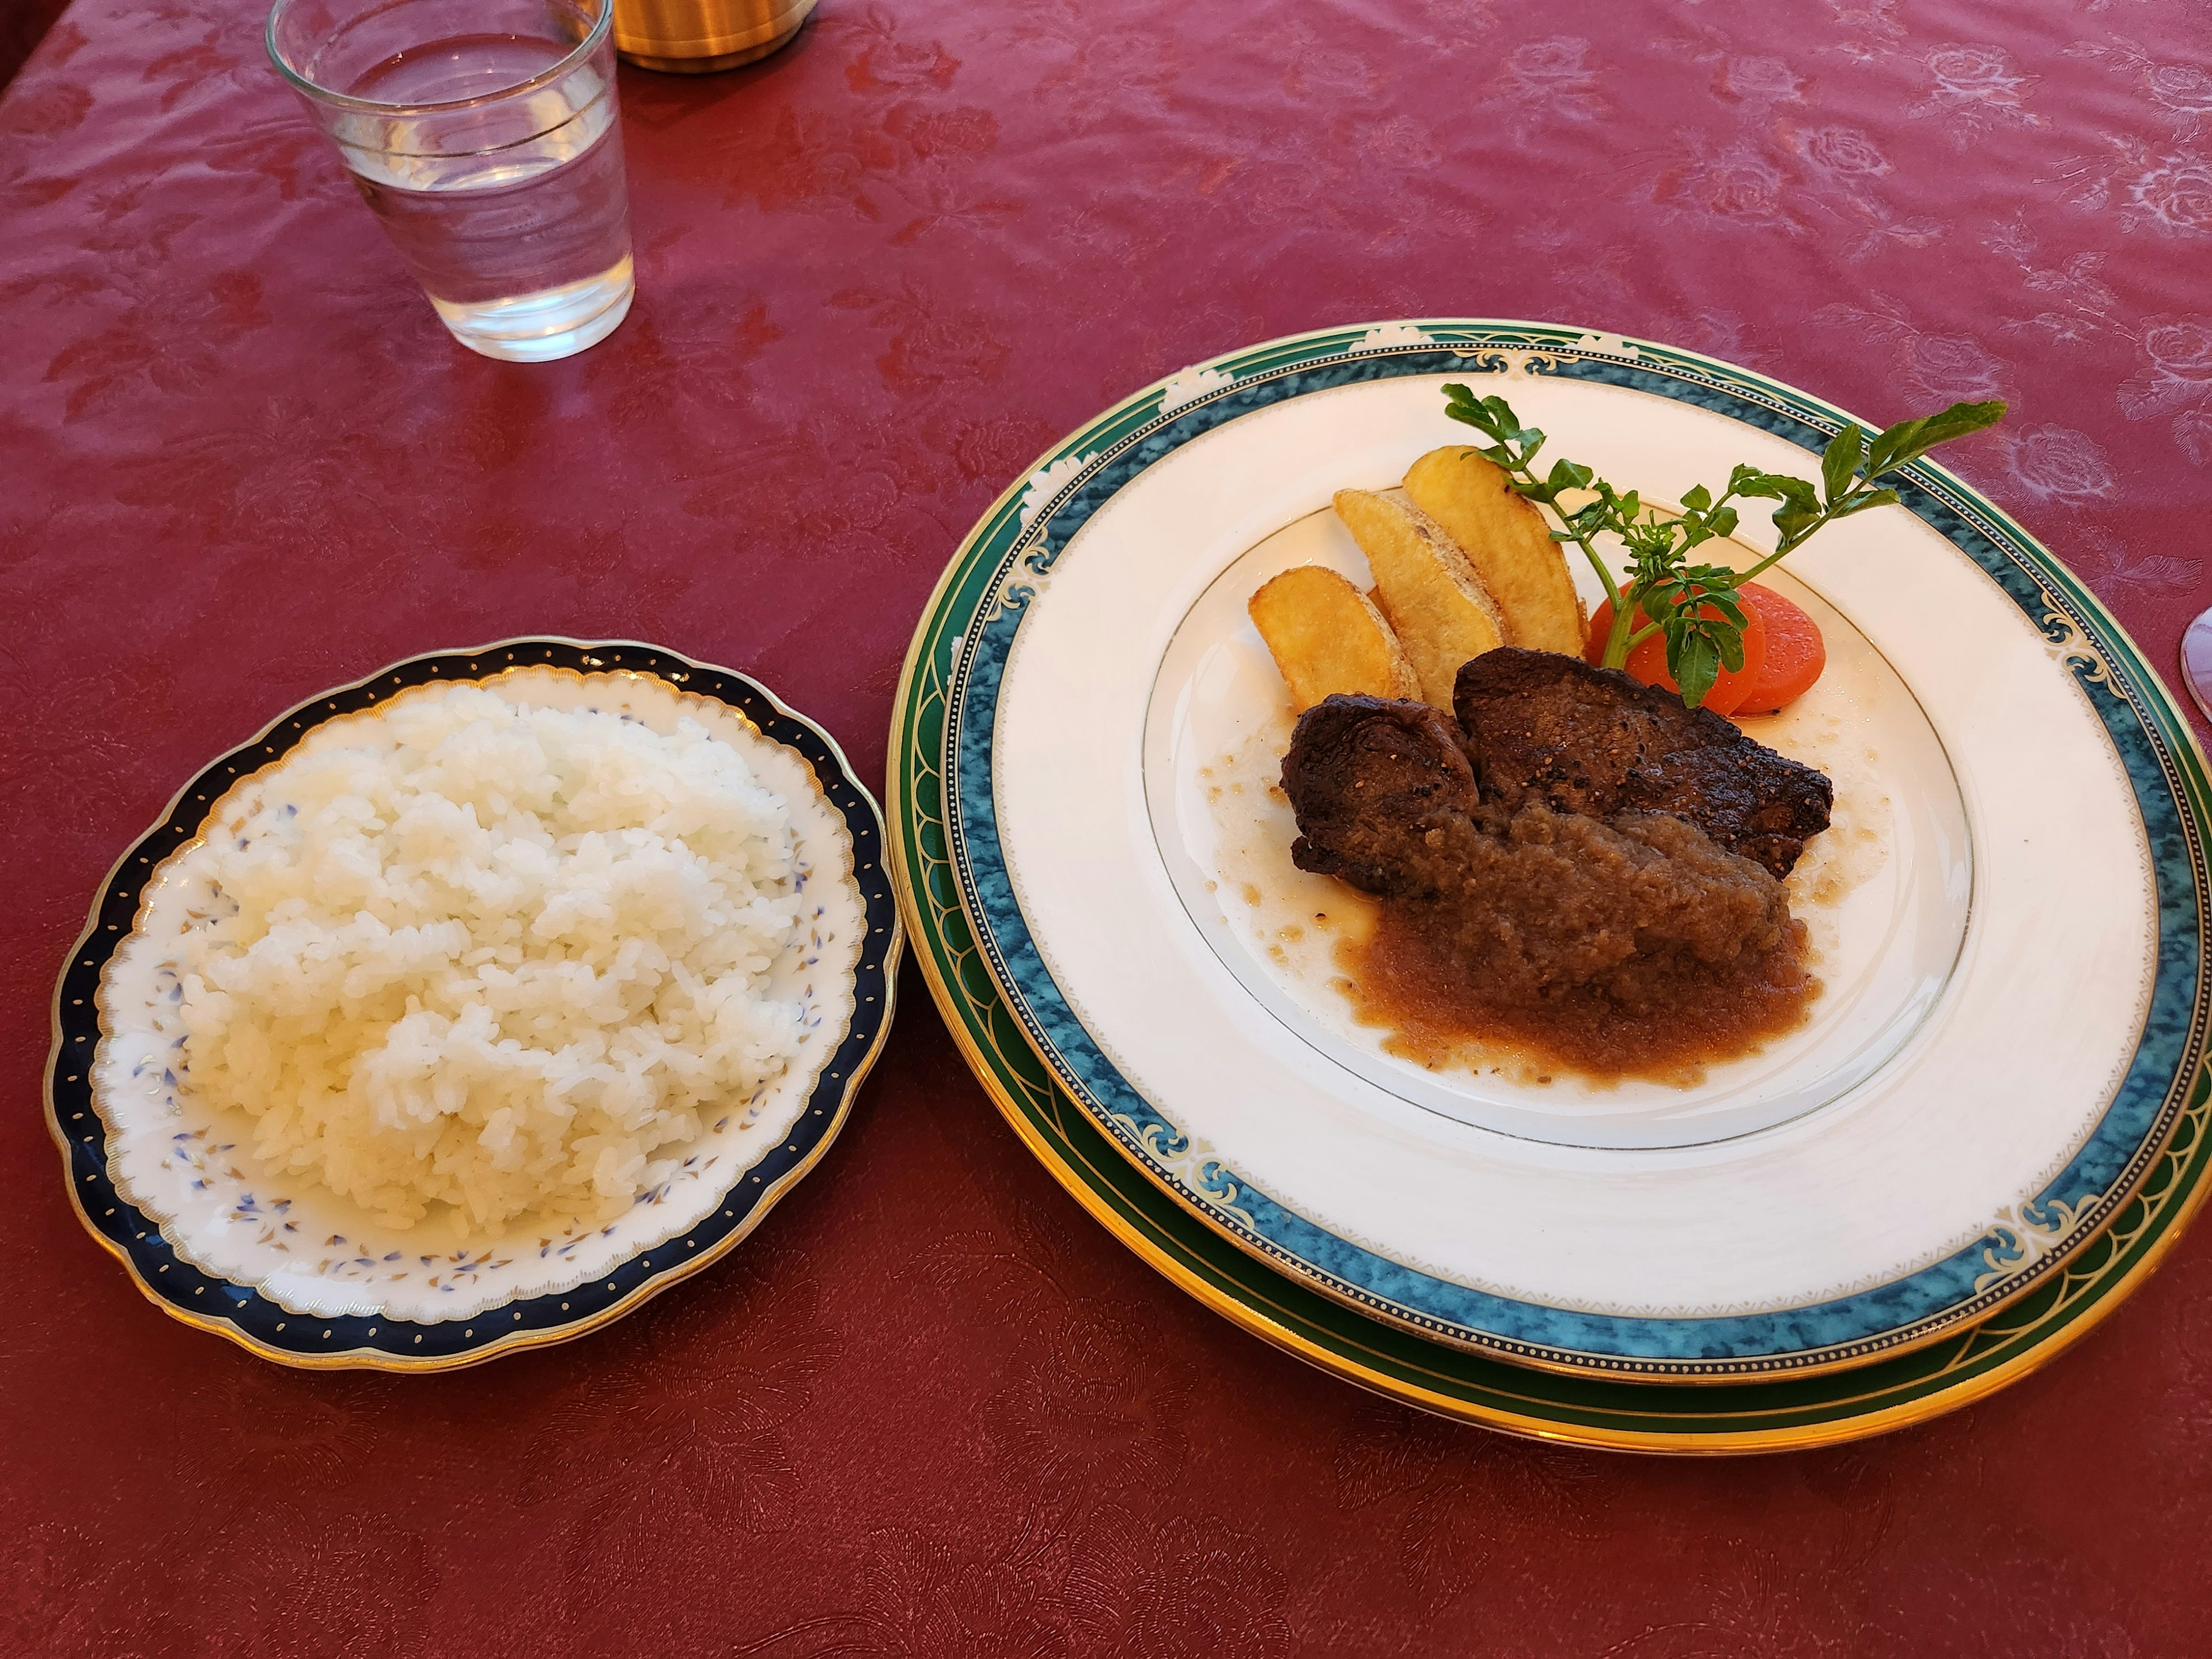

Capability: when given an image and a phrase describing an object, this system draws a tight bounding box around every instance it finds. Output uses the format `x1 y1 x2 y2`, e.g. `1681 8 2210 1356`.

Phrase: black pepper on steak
1278 695 1479 899
1450 647 1832 877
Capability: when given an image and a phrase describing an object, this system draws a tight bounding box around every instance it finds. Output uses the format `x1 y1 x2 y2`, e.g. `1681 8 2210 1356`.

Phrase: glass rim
264 0 613 114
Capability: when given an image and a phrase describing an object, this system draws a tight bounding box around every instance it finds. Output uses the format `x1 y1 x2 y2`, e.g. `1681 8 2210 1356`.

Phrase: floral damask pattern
4 0 2211 1653
1492 39 1607 123
2000 424 2122 504
1911 44 2042 136
2120 317 2212 419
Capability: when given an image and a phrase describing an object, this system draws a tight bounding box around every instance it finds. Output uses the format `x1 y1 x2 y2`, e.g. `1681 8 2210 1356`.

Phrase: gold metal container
613 0 815 73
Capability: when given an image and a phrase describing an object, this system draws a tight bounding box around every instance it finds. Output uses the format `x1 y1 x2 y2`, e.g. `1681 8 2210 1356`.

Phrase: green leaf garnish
1821 425 1865 506
1865 399 2006 479
1439 389 2006 707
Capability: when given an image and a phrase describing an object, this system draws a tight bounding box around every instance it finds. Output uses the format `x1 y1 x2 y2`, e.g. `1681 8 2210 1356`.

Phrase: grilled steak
1279 693 1800 1010
1452 649 1832 877
1279 695 1478 897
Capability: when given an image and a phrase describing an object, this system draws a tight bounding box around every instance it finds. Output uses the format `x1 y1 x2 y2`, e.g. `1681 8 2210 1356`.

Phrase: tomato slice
1584 596 1769 717
1732 582 1827 714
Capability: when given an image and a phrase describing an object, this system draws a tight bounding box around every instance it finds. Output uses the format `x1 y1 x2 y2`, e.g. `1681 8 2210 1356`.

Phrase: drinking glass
268 0 635 362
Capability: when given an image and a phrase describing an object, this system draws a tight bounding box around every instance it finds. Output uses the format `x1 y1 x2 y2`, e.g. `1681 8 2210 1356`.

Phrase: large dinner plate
889 320 2212 1448
48 639 900 1370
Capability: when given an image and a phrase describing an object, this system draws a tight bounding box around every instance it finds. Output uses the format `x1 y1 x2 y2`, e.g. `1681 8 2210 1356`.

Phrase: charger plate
48 639 900 1370
888 319 2212 1450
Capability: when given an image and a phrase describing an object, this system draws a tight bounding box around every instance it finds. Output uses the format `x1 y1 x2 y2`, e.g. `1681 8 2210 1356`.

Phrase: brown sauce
1334 802 1817 1083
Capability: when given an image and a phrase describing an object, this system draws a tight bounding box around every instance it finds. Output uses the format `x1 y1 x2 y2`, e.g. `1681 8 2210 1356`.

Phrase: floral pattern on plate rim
46 638 903 1372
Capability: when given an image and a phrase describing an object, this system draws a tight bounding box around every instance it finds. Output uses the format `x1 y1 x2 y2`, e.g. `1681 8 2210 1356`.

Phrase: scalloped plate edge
46 636 903 1372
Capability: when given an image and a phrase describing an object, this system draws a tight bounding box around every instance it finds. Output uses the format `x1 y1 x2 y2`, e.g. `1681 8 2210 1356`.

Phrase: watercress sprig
1438 383 2005 708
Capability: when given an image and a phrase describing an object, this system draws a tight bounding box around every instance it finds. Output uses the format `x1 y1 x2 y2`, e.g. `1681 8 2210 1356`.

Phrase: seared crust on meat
1452 648 1832 877
1280 694 1801 1020
1279 695 1479 897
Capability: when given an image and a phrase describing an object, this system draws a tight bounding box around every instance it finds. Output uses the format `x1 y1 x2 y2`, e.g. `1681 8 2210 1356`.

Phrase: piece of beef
1279 694 1799 1012
1279 695 1480 897
1451 648 1832 877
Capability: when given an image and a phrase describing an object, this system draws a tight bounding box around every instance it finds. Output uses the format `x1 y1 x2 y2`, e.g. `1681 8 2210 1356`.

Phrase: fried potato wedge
1402 446 1586 655
1332 488 1507 707
1248 564 1421 709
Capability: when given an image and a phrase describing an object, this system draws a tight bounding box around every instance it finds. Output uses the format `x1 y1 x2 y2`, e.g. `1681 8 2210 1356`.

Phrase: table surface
7 0 2212 1652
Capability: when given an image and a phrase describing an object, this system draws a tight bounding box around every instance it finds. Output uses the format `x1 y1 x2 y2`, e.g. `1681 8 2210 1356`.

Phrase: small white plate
50 639 901 1370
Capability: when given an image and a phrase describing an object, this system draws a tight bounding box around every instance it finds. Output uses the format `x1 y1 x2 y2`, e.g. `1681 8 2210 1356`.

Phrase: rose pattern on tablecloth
1912 44 2041 136
1491 39 1606 124
5 0 2212 1650
2070 525 2205 605
1817 292 2010 403
1999 423 2122 504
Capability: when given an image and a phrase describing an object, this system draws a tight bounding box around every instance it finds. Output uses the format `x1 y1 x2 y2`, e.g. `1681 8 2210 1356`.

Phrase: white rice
172 684 802 1238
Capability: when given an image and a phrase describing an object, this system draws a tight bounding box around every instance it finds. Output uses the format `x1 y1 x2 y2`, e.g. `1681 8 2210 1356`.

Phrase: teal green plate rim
885 319 2212 1452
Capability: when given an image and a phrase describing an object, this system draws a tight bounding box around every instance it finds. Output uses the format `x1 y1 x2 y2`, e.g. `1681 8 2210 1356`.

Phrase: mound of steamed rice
172 684 803 1238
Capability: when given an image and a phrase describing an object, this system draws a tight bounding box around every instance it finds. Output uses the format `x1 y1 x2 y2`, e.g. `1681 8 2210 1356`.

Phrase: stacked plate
885 320 2212 1452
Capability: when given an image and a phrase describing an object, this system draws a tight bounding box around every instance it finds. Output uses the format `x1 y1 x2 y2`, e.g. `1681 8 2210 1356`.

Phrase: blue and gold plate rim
47 637 902 1372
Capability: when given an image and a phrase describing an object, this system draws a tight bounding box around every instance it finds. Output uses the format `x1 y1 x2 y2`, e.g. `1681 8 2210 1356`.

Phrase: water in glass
340 36 631 361
269 0 635 362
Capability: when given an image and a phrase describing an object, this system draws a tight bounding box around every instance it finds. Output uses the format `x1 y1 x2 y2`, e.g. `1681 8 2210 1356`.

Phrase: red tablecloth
7 0 2212 1651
